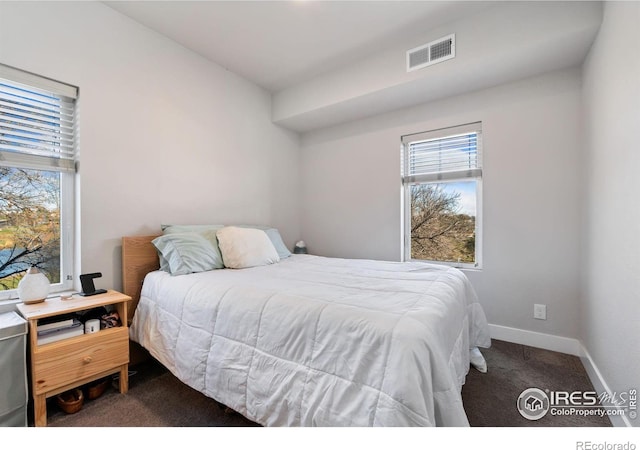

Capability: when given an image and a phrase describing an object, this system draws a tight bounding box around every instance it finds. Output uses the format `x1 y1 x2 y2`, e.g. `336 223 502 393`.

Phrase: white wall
300 68 584 339
0 2 300 292
581 1 640 426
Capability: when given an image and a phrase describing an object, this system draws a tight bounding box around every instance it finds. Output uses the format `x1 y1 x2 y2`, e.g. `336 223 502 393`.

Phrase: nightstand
16 290 131 427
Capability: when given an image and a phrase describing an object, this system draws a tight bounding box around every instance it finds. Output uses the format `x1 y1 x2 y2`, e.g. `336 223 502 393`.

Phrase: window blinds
0 64 78 173
402 122 482 183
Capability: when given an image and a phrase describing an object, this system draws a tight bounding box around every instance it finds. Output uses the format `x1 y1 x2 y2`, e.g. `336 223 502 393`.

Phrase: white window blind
402 122 482 183
0 64 78 173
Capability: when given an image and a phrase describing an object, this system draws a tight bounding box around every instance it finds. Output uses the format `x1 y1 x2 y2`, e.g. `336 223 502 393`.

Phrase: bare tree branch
409 184 475 263
0 167 60 288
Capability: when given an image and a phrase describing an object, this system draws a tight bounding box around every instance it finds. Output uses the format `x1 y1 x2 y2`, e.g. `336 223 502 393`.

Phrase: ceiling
103 1 603 132
104 1 495 92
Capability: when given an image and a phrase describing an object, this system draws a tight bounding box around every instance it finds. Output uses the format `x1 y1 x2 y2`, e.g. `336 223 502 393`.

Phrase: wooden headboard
122 235 160 321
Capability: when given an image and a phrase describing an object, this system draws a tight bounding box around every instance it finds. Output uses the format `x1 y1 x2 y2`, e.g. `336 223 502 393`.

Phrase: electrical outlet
534 304 547 320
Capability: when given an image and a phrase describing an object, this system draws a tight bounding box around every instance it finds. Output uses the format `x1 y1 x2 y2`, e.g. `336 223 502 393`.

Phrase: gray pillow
152 232 224 276
161 224 224 233
264 228 291 259
159 224 224 272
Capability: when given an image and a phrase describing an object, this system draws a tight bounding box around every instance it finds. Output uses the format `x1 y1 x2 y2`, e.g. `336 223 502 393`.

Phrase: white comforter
130 254 490 426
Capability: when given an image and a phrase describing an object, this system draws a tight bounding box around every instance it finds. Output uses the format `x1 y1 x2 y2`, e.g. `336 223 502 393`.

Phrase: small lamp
17 266 50 304
293 240 308 254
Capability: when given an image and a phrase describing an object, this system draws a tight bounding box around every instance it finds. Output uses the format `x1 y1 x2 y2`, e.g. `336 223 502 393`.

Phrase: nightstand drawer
32 327 129 395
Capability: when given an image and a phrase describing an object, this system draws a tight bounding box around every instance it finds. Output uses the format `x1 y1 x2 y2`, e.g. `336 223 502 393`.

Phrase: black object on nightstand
293 240 308 254
79 273 107 296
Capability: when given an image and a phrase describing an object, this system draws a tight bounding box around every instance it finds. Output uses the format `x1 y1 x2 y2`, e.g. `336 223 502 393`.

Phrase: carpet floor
41 339 611 427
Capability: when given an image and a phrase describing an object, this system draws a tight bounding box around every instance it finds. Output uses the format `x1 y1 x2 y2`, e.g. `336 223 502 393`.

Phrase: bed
122 227 491 427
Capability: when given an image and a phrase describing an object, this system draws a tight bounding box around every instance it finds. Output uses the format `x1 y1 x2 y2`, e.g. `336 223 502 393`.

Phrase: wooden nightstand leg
34 393 47 427
119 365 128 393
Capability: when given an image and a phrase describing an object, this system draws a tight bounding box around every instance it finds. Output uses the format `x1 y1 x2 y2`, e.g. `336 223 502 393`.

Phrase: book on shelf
38 318 82 336
37 313 77 332
37 324 84 345
37 318 76 333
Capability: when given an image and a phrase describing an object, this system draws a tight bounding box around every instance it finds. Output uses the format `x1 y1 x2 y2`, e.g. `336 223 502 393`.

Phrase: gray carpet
42 339 611 427
461 339 610 427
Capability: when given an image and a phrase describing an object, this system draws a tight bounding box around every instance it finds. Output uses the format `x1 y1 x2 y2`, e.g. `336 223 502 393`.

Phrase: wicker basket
56 388 84 414
87 377 109 400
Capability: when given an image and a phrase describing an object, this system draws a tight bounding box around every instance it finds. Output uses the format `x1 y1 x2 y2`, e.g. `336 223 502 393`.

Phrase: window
0 64 77 300
401 122 482 268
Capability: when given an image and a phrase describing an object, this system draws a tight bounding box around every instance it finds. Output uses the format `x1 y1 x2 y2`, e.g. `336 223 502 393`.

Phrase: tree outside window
410 181 477 264
0 168 61 290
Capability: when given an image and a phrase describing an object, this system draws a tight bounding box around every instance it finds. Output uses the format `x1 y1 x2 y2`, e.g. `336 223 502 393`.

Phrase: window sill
460 266 482 273
407 258 482 271
0 288 76 307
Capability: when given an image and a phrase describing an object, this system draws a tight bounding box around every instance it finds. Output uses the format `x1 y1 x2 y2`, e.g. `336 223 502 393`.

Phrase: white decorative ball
18 267 50 304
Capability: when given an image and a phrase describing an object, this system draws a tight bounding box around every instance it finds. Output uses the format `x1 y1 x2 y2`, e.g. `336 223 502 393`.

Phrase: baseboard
580 345 633 427
487 323 632 427
488 324 581 356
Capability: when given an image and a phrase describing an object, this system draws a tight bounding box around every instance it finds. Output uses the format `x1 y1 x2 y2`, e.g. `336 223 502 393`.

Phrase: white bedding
129 254 491 426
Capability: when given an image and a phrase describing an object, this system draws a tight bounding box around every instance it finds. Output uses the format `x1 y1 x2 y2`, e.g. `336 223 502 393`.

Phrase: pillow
162 224 224 247
234 225 291 259
264 228 291 259
216 226 280 269
152 232 225 276
158 253 170 273
159 224 224 272
161 224 224 233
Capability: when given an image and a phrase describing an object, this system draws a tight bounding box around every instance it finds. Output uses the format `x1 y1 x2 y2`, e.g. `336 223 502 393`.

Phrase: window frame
0 64 77 302
401 122 483 270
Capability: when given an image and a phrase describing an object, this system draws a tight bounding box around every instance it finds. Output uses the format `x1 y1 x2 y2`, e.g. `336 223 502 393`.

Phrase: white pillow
216 226 280 269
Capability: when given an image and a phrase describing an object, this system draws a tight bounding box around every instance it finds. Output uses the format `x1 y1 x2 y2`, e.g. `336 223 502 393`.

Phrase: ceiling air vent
406 34 455 72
